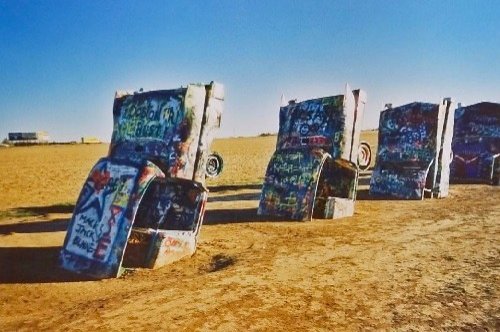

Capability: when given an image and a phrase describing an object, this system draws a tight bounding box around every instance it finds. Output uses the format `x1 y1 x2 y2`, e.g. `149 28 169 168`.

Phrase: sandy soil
0 132 498 331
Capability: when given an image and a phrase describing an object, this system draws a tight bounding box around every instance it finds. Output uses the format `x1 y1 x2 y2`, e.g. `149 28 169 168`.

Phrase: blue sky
0 1 499 141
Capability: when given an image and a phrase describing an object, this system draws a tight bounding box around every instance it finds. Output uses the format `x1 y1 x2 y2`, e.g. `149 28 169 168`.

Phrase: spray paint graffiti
369 99 455 199
258 85 366 221
259 149 329 220
110 89 194 177
450 102 500 185
60 159 163 278
60 82 224 278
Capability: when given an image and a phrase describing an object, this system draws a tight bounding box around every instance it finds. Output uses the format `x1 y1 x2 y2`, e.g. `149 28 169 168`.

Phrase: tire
206 152 224 178
357 141 372 171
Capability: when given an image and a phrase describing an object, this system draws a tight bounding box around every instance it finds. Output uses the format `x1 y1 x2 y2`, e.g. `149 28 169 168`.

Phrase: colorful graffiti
258 149 329 220
60 82 224 278
450 102 500 184
276 91 360 163
60 159 163 278
369 99 455 199
109 83 224 184
258 86 366 220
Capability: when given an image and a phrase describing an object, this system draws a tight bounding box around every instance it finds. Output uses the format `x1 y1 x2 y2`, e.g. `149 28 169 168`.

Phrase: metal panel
193 82 225 183
122 178 207 269
60 158 164 278
258 149 329 221
109 84 207 181
369 100 454 199
450 102 500 184
259 86 364 220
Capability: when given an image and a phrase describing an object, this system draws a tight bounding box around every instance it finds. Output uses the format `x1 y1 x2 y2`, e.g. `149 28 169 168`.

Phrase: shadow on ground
208 192 261 203
356 188 419 201
0 203 75 221
0 246 96 283
16 203 75 215
207 184 262 193
205 207 262 224
0 219 69 234
204 207 292 225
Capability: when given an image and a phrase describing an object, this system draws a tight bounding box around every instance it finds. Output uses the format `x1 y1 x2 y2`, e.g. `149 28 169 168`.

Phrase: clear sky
1 1 499 142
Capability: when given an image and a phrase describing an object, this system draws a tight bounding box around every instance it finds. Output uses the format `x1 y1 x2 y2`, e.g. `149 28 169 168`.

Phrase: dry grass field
0 131 499 331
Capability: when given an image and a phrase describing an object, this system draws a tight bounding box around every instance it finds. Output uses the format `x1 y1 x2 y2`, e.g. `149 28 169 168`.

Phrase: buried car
258 84 367 221
59 82 224 278
369 99 455 199
450 102 500 185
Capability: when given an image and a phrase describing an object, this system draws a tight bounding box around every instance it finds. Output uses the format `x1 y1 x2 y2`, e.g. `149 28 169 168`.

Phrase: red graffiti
164 237 181 248
90 169 111 193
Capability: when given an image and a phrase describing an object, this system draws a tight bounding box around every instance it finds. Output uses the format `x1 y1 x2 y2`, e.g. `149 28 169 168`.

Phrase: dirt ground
0 132 498 331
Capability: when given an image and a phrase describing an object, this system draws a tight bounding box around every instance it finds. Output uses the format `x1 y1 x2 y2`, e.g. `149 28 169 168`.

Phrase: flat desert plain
0 131 499 331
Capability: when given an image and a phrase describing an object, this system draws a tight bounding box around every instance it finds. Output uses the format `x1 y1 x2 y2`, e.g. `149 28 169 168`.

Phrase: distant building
81 136 102 144
8 131 50 144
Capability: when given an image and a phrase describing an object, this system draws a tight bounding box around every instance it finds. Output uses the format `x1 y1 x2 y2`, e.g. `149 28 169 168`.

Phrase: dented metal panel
312 158 358 217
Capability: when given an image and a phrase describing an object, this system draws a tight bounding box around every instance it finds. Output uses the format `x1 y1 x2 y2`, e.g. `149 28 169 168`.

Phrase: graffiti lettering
72 235 96 254
80 214 98 230
115 96 184 141
75 224 95 239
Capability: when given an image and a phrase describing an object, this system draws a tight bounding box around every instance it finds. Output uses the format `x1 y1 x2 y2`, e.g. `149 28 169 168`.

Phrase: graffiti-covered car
60 82 224 278
369 99 455 199
450 102 500 185
258 85 367 221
